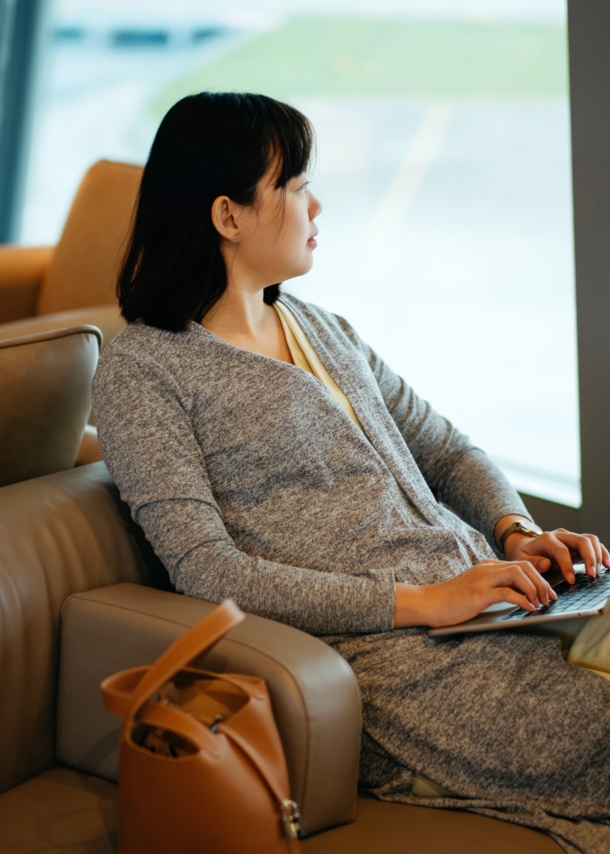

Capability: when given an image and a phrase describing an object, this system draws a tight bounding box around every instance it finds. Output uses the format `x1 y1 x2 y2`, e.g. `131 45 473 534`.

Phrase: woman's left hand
505 528 610 583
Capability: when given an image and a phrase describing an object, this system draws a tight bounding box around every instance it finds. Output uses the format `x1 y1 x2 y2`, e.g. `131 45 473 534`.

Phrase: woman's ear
211 195 241 243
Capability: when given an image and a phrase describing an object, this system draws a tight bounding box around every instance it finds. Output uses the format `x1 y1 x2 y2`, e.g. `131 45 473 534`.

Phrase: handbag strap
124 599 244 730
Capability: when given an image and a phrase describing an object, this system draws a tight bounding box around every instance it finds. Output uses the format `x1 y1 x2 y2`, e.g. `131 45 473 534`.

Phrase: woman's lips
307 233 318 248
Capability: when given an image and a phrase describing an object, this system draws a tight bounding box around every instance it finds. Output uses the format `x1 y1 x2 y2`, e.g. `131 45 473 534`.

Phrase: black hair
117 92 315 331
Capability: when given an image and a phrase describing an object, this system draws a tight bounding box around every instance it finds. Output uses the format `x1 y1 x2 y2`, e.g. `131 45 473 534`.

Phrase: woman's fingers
527 554 551 573
533 533 577 583
491 587 538 613
584 533 603 569
514 560 556 605
553 531 598 579
494 563 553 608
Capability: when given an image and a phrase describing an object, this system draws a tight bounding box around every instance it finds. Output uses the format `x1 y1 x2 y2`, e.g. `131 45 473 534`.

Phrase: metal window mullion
0 0 47 244
568 0 610 544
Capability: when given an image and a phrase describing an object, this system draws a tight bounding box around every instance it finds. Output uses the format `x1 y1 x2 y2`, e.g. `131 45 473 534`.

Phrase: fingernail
570 574 576 584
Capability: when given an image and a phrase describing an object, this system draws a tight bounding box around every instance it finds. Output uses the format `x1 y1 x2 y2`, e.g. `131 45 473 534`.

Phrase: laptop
428 564 610 637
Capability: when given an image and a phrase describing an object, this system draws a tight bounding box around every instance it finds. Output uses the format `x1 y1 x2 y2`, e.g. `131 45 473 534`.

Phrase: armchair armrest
0 245 54 323
58 583 361 837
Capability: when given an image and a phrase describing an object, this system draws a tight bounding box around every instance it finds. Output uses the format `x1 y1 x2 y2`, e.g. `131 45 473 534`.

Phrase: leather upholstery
0 327 101 486
58 583 361 837
37 160 141 315
75 424 104 465
0 769 562 854
0 767 119 854
0 304 126 352
0 464 151 794
0 245 54 323
302 796 563 853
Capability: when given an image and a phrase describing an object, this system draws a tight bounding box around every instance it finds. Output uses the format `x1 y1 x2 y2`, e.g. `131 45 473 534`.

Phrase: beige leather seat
0 463 562 853
0 326 102 487
0 159 140 348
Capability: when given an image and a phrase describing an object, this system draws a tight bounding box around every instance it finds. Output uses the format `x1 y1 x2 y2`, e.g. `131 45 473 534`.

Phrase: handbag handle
122 599 244 736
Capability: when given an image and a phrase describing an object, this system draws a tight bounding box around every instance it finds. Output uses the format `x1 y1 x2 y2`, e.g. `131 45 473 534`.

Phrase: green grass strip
153 17 568 119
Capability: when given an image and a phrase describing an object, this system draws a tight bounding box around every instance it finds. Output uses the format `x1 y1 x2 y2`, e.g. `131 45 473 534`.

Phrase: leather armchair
0 159 140 349
0 463 562 853
0 159 140 467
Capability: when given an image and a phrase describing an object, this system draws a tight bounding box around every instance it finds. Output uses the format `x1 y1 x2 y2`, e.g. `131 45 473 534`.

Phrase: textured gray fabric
91 294 527 636
336 628 610 854
91 294 610 852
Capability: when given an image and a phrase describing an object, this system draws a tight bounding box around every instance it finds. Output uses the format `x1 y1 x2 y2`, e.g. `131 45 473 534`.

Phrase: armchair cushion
0 768 562 854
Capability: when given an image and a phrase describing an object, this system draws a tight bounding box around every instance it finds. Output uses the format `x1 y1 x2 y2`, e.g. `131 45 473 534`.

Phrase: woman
92 92 610 853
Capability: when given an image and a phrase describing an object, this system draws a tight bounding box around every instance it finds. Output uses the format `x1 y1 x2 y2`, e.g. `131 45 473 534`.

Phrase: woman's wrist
503 532 538 561
393 582 429 629
493 514 540 556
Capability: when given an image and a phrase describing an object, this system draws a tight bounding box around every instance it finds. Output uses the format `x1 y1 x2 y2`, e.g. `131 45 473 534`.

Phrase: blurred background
18 0 577 506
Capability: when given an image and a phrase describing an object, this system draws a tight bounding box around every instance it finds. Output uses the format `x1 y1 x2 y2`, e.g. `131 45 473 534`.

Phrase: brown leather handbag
101 599 302 854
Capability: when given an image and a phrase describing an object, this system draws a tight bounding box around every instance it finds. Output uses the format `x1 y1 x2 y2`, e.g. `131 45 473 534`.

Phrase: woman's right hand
393 559 557 629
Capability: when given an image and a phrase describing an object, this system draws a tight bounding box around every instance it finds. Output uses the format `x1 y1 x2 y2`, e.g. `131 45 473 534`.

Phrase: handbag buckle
280 799 301 839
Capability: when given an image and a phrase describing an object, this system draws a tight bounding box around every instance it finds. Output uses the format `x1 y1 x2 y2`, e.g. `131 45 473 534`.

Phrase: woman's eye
298 182 309 193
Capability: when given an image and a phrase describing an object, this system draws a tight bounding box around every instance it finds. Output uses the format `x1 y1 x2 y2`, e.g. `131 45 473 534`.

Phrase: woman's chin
280 260 314 283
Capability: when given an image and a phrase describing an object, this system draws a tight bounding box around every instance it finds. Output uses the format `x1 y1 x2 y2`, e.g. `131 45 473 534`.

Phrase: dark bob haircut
117 92 315 332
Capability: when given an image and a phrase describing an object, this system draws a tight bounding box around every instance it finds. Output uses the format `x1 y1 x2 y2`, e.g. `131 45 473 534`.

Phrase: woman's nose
310 193 322 219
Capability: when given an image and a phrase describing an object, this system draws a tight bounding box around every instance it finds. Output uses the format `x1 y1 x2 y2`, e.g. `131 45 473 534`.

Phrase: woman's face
218 163 322 290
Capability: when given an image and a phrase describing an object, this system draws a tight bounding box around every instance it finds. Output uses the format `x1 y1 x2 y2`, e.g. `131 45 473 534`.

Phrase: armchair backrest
36 160 142 316
0 463 151 795
0 326 101 486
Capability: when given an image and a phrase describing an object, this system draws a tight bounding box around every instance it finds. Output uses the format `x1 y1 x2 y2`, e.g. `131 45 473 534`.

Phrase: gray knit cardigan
91 293 529 635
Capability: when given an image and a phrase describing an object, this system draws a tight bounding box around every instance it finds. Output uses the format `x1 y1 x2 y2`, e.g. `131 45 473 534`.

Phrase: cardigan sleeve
91 349 397 636
333 315 533 545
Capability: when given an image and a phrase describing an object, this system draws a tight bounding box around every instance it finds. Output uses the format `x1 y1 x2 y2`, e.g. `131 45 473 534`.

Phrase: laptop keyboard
502 566 610 621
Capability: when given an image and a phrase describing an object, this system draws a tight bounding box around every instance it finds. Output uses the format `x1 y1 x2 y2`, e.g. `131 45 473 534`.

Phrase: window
20 0 577 505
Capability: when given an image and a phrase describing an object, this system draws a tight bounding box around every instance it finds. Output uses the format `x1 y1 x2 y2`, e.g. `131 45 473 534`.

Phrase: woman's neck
201 284 293 364
202 285 270 338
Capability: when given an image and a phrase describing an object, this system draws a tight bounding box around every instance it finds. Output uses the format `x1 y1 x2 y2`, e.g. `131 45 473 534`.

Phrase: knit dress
91 293 610 854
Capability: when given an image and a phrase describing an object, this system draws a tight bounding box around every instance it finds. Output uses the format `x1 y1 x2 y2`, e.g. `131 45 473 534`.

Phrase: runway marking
369 101 455 242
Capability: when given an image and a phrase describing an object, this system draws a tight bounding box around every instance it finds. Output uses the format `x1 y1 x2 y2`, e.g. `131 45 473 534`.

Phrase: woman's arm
354 328 610 585
92 348 396 636
333 315 531 543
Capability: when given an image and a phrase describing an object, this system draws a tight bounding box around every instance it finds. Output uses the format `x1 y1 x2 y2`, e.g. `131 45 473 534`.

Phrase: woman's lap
329 626 610 808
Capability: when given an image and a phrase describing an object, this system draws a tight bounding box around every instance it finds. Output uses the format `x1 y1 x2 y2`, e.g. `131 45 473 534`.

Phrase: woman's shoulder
97 319 213 370
92 320 208 401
